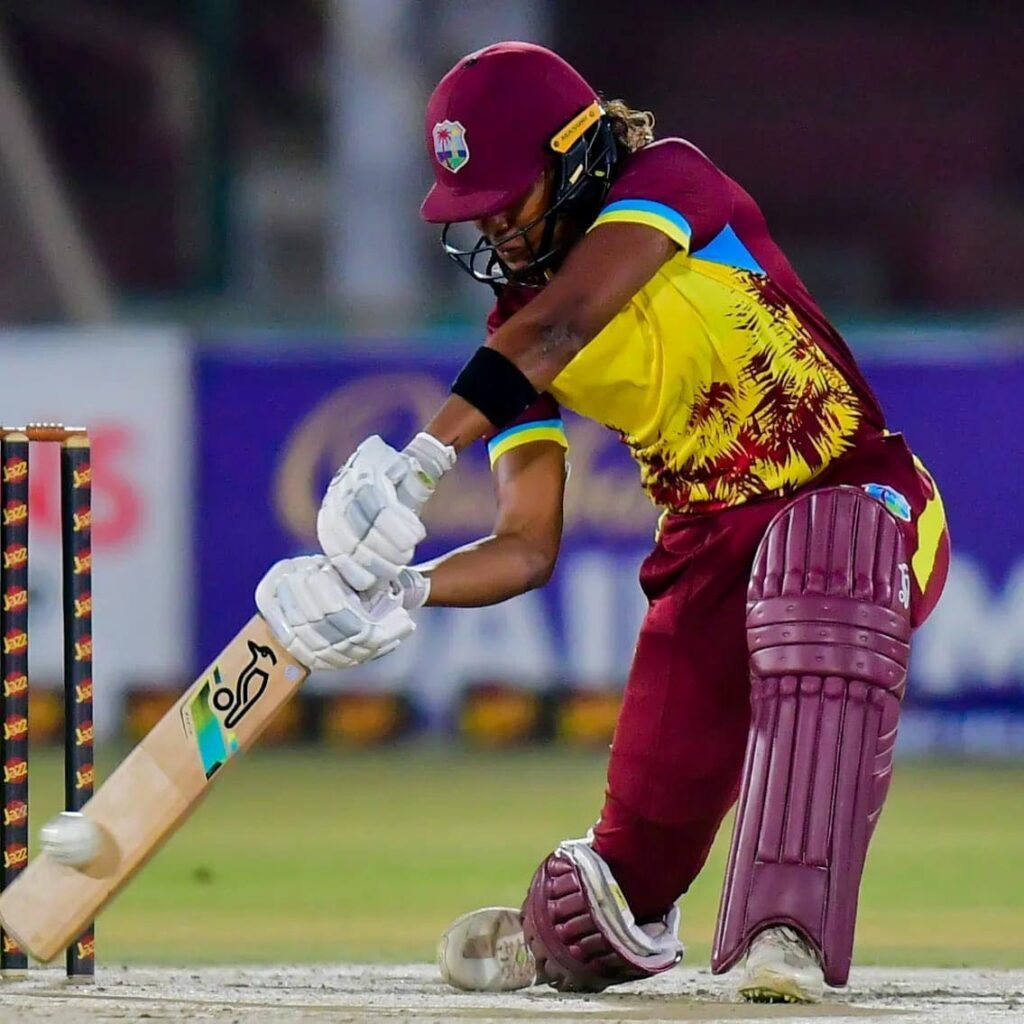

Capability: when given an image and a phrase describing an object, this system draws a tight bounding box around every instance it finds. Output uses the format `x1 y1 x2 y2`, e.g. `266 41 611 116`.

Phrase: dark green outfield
24 746 1024 967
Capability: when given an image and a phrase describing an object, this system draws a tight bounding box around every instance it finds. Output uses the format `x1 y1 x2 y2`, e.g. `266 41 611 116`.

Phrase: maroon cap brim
419 174 538 224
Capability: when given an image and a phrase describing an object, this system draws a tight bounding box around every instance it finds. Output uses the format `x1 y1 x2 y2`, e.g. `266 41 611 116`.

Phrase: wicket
0 423 94 980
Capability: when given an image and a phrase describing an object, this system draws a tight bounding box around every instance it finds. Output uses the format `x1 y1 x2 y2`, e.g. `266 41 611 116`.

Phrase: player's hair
602 98 656 152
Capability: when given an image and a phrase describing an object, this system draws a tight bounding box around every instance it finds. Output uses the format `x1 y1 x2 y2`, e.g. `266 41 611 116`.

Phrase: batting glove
391 565 431 610
255 555 414 671
316 433 456 584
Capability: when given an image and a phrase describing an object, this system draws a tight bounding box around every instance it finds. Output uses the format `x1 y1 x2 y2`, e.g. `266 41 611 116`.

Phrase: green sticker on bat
182 669 239 779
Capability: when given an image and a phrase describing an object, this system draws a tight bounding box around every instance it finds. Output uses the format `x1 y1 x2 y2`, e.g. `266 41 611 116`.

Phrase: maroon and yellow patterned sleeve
483 393 569 469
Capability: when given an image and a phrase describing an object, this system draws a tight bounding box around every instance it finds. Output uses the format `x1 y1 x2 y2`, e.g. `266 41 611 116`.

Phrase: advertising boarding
0 330 192 735
195 341 1024 754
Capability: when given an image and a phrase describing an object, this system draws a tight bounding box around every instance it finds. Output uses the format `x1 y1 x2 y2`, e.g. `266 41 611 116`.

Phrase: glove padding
317 433 455 584
392 565 430 610
255 554 414 671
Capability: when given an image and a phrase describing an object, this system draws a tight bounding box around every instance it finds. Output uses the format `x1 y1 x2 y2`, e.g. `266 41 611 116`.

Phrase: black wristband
451 347 539 429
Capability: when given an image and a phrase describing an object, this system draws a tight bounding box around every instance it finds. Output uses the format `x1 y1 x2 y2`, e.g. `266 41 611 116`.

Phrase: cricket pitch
0 965 1020 1023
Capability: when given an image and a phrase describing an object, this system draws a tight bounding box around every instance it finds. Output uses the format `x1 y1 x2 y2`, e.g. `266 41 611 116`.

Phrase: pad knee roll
522 841 682 992
713 486 912 987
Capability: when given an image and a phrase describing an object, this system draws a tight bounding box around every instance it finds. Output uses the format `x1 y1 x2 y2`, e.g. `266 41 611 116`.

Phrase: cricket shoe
736 925 825 1003
437 906 536 991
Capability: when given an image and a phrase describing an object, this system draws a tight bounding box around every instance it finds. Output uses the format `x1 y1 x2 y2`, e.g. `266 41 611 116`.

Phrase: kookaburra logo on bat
212 640 278 728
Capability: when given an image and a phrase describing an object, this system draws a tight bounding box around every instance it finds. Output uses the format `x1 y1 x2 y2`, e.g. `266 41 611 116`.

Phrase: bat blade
0 614 307 963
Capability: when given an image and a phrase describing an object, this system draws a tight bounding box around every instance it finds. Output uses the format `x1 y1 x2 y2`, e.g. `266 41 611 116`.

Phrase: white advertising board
0 329 192 735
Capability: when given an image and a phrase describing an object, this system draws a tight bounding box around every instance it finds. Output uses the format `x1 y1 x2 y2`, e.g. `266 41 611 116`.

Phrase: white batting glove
255 555 414 671
316 433 456 584
391 566 431 610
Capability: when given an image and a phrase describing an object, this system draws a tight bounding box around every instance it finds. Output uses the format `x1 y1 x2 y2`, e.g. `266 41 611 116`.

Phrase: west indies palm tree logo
433 120 469 172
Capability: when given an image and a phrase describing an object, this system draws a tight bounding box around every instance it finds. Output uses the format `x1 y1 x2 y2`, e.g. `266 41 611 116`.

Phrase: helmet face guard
439 107 619 290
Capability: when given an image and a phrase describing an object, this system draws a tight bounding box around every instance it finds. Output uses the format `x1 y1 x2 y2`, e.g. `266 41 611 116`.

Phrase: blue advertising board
867 356 1024 751
195 343 1024 753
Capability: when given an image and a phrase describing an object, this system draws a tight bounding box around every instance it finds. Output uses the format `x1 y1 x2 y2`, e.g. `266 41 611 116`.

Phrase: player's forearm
421 533 556 608
424 317 584 451
424 395 494 452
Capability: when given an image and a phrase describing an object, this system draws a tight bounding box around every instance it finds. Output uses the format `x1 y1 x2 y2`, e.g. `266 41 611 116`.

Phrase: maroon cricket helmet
420 42 601 224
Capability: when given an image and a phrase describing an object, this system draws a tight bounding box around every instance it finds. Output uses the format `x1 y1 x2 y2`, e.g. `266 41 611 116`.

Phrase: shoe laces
755 926 818 968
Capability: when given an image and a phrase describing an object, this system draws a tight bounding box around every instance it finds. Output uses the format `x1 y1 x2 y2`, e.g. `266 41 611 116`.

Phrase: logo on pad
433 120 469 173
862 483 911 522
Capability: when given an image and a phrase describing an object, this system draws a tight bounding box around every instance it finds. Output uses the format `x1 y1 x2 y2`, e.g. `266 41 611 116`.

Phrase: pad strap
451 347 539 429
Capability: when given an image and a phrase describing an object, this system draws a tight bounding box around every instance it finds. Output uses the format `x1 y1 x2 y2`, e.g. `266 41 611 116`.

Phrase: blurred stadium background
0 1 1021 967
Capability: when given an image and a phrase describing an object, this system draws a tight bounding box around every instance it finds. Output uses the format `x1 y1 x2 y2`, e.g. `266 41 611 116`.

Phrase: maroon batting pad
522 849 681 992
711 486 911 987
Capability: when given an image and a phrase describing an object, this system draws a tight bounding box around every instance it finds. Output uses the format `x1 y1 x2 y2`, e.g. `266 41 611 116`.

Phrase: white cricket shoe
437 906 536 992
736 925 825 1003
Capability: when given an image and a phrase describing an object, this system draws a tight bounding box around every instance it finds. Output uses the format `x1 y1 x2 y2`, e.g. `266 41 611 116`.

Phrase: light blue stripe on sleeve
690 224 766 274
599 199 692 240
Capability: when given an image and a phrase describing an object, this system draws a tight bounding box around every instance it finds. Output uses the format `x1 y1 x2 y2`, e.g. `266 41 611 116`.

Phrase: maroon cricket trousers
590 432 950 920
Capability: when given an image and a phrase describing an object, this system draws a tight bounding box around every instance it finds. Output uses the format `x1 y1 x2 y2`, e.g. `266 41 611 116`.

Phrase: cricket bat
0 614 308 964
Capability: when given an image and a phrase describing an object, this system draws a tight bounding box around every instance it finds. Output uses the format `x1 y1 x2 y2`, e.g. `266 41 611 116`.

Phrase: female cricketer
255 41 950 1003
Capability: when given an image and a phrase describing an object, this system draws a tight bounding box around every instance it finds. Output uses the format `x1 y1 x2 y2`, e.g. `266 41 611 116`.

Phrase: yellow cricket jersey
486 139 885 513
